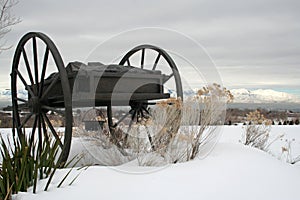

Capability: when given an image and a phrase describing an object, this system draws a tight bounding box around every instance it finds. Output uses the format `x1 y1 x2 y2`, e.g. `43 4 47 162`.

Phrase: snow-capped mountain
0 90 28 108
231 88 300 103
1 88 300 109
0 90 28 101
169 88 300 104
0 90 12 102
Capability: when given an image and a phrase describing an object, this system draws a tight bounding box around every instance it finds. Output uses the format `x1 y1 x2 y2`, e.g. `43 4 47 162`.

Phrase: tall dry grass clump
241 110 300 164
167 83 232 162
242 110 272 150
134 83 232 165
149 98 182 153
76 84 232 166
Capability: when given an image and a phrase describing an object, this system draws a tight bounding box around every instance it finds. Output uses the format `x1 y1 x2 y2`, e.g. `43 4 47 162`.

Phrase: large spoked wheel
107 44 183 139
11 32 72 165
119 44 183 98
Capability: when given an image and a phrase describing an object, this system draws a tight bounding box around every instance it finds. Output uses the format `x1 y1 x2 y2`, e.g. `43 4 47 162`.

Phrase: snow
231 88 300 103
1 125 299 200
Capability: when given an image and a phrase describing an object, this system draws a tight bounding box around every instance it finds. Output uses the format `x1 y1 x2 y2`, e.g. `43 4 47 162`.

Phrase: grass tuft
0 129 81 199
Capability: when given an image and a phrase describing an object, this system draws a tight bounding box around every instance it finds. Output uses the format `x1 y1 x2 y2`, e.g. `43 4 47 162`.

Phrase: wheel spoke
18 112 33 129
15 69 35 97
152 52 161 70
137 110 142 122
16 103 29 110
126 59 131 66
107 105 114 129
39 47 50 97
21 48 34 87
15 97 28 103
29 114 38 147
140 109 145 118
42 112 63 148
41 74 59 100
163 72 174 83
113 110 131 128
141 106 150 115
37 113 43 152
127 110 136 134
40 114 50 142
146 126 154 150
141 48 145 69
32 37 39 92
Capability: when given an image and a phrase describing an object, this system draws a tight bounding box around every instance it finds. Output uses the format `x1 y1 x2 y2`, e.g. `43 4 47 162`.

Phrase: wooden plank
48 93 170 108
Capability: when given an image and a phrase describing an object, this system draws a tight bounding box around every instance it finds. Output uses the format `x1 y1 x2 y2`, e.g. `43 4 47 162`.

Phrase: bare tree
0 0 20 53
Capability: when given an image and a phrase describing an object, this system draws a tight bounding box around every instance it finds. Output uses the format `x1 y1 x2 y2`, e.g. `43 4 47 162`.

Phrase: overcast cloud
0 0 299 94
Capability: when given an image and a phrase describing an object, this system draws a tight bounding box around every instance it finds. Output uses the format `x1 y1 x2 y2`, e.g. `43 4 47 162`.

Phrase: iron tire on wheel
11 32 72 165
106 44 183 133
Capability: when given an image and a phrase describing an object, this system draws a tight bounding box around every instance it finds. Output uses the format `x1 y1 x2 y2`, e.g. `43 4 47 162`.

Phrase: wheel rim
106 44 183 147
11 32 72 164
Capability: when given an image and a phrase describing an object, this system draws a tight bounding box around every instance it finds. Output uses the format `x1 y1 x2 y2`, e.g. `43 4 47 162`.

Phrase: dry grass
73 84 231 166
242 110 272 150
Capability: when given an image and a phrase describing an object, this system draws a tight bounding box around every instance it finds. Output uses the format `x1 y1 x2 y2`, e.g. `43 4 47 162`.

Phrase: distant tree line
225 108 300 126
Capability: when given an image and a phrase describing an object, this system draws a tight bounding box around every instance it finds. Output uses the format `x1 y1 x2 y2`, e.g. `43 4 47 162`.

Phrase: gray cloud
0 0 299 92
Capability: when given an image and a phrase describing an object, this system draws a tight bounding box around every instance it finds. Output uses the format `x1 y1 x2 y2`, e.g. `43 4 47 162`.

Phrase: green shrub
0 130 68 199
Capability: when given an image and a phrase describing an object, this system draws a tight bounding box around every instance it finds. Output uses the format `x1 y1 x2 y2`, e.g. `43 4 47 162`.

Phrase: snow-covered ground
1 125 299 200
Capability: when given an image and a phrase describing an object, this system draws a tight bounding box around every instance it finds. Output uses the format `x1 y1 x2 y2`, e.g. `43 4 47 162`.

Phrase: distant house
286 110 300 121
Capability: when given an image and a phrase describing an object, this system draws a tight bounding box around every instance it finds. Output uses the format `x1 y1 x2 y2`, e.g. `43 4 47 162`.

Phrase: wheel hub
129 101 149 120
29 96 41 113
130 101 147 110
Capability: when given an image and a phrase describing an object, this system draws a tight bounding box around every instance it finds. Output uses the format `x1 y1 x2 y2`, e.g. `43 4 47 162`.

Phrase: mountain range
1 88 300 108
230 88 300 104
180 88 300 105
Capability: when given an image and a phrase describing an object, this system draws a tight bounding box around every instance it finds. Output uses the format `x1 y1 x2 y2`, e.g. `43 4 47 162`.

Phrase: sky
0 0 299 95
